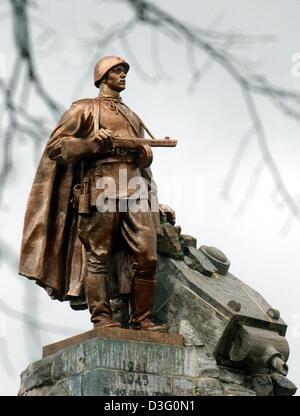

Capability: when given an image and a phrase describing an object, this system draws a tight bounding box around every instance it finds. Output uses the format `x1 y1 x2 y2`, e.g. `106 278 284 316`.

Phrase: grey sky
0 0 299 395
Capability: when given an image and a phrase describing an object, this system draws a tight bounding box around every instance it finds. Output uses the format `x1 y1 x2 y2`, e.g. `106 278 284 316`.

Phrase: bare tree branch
232 158 265 217
242 87 300 220
116 0 300 221
221 126 256 202
0 298 79 335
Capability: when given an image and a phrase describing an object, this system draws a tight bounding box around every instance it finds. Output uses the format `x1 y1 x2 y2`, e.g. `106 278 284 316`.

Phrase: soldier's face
105 65 127 92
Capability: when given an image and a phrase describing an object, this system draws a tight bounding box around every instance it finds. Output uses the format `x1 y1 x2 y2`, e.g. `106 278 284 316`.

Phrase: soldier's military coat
19 96 162 309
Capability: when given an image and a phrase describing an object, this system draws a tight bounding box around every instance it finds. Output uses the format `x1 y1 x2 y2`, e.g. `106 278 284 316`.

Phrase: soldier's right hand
94 129 114 153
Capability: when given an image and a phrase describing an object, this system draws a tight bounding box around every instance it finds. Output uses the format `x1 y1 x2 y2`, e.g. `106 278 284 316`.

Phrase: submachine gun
108 136 177 168
57 136 177 168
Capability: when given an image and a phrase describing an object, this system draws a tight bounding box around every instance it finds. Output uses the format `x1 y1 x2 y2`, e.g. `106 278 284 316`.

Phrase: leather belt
87 148 137 168
96 155 135 164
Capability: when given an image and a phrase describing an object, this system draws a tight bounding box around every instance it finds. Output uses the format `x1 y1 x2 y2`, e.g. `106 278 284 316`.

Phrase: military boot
85 272 121 328
129 278 167 332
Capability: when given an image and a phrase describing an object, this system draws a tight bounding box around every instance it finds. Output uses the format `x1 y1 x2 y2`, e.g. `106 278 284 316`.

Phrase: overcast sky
0 0 300 395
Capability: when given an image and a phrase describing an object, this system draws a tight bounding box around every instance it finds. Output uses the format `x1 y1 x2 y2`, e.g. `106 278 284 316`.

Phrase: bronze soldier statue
19 56 175 332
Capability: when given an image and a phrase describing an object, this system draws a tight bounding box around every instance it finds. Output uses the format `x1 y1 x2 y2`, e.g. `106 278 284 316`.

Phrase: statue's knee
134 253 157 277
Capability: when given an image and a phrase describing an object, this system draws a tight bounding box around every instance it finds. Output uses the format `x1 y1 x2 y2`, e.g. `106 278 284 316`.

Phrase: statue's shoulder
71 97 95 110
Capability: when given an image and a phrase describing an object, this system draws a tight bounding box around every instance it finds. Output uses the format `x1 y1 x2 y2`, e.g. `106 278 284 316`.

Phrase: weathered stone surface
115 371 172 396
185 246 217 276
172 377 195 396
179 319 204 347
199 246 230 275
229 325 289 375
154 258 228 353
194 378 224 396
23 383 71 396
153 253 293 386
227 300 241 312
157 222 182 258
196 349 220 378
245 375 274 396
63 369 173 396
69 368 173 396
219 367 245 385
271 373 297 396
19 356 53 395
22 336 232 396
20 335 296 396
183 255 195 269
267 308 280 321
223 383 256 396
180 234 197 251
52 343 86 382
51 338 202 380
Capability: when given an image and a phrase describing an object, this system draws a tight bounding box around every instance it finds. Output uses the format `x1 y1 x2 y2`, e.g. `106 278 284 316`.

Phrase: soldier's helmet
93 56 130 88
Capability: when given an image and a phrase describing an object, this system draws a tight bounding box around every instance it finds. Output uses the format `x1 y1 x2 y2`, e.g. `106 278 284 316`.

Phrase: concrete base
19 330 261 396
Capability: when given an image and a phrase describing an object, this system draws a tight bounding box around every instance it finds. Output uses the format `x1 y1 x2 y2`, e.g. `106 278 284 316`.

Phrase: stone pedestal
19 328 261 396
18 235 298 396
